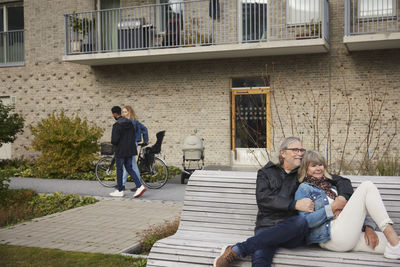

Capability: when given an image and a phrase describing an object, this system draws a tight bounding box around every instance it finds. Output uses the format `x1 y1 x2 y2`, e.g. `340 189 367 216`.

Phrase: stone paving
0 198 182 254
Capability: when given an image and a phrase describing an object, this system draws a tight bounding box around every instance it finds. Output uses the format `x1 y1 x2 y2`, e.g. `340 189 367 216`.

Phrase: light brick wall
1 0 399 173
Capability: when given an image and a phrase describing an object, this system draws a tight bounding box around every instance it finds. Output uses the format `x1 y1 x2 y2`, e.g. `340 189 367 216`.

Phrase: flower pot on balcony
70 39 82 53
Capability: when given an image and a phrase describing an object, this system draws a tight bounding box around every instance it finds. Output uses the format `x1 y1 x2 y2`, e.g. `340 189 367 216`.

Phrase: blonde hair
298 150 331 182
123 105 138 120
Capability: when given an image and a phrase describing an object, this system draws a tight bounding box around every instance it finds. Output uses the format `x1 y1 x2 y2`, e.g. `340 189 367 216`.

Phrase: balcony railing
64 0 329 55
345 0 400 35
0 30 24 66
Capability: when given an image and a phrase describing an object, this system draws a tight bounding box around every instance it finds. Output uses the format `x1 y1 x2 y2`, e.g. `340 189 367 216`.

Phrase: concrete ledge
62 39 329 66
344 32 400 51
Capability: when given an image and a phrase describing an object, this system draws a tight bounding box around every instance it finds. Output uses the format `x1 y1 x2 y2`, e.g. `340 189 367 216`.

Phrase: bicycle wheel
95 156 117 188
139 156 169 189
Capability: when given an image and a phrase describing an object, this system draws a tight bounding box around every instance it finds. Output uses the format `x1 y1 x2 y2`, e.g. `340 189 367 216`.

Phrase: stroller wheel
181 172 190 184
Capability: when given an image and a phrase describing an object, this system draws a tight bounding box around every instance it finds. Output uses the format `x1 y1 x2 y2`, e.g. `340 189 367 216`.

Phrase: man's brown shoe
213 245 238 267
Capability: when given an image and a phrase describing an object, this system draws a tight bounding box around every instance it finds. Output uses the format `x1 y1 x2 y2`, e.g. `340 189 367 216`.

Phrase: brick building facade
1 0 399 173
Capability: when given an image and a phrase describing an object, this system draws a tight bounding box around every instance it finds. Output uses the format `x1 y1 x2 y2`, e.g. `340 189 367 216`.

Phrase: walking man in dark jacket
110 106 146 198
214 137 354 267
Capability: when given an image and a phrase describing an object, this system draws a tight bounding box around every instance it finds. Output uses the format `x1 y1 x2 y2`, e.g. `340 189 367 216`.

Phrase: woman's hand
364 226 379 249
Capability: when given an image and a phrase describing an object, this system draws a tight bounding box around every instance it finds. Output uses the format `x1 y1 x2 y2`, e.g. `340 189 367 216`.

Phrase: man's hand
333 209 342 219
364 226 379 250
295 198 314 212
331 196 347 214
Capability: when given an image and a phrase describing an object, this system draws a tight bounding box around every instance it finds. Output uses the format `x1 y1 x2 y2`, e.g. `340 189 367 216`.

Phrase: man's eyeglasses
285 148 306 154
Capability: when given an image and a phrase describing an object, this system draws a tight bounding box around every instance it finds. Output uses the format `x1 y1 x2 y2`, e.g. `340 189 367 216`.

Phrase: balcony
63 0 330 66
0 30 24 67
344 0 400 51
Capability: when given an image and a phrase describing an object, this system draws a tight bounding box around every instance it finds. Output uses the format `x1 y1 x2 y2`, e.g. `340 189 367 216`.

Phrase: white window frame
286 0 321 25
358 0 397 19
0 2 24 67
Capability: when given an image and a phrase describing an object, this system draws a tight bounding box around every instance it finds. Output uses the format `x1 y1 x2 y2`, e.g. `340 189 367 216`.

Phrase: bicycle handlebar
138 143 148 147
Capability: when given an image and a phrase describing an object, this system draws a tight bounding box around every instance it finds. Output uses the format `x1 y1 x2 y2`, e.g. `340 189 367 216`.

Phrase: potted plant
69 12 94 52
295 20 320 39
183 18 213 47
184 31 212 46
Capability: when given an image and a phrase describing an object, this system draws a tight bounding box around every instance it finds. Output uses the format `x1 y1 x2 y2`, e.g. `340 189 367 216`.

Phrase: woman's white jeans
319 181 393 254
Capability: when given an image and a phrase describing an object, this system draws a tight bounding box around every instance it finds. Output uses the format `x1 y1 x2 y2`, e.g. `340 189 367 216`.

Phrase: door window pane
7 6 24 31
359 0 396 18
287 0 320 25
232 77 269 88
235 94 267 148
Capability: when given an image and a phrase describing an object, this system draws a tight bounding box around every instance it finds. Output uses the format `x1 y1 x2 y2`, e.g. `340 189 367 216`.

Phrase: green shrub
0 190 98 227
0 170 12 194
30 110 104 178
0 188 37 206
0 102 24 147
29 192 98 216
168 166 182 178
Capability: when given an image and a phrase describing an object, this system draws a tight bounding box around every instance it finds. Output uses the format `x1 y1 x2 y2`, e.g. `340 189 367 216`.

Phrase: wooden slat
185 190 255 200
183 205 258 215
188 179 256 185
182 211 256 221
184 195 257 205
183 200 257 210
186 185 256 194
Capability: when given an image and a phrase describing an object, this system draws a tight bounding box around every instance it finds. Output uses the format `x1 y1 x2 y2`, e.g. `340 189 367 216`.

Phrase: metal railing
345 0 400 36
0 30 24 66
65 0 329 55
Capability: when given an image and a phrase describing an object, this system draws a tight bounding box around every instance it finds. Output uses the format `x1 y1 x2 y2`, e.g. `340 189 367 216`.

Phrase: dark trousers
235 215 309 267
115 157 141 191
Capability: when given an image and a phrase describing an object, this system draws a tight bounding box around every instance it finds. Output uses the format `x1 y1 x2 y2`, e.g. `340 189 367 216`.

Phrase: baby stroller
181 134 205 184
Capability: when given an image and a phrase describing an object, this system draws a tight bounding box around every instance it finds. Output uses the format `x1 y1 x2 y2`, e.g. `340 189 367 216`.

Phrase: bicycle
95 131 169 189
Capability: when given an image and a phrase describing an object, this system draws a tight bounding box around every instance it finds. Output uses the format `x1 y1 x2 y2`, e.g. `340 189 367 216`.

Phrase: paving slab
0 199 182 254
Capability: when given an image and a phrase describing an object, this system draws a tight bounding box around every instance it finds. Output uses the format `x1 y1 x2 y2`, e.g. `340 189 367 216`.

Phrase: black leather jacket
255 161 353 231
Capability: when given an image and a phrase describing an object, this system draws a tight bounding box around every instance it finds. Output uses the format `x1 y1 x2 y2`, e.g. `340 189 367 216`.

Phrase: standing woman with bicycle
109 106 146 198
121 105 149 191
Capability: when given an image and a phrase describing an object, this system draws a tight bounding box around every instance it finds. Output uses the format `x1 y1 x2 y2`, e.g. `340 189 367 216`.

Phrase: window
242 0 268 41
358 0 397 18
158 0 183 33
0 3 24 66
286 0 320 25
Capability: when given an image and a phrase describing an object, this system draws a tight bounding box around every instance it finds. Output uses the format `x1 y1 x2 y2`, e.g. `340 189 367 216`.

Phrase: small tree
30 110 104 177
0 101 24 147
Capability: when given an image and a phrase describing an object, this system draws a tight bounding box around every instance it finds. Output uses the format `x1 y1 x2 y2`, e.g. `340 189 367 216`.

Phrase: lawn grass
0 245 147 267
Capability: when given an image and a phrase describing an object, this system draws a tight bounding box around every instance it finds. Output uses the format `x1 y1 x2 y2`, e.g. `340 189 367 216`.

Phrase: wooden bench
147 170 400 266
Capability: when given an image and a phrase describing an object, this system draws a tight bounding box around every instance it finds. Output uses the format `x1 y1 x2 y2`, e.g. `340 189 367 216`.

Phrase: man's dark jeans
115 157 141 191
235 215 309 267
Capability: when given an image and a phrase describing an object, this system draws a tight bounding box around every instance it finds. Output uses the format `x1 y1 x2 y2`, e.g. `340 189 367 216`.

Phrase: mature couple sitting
214 137 400 267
